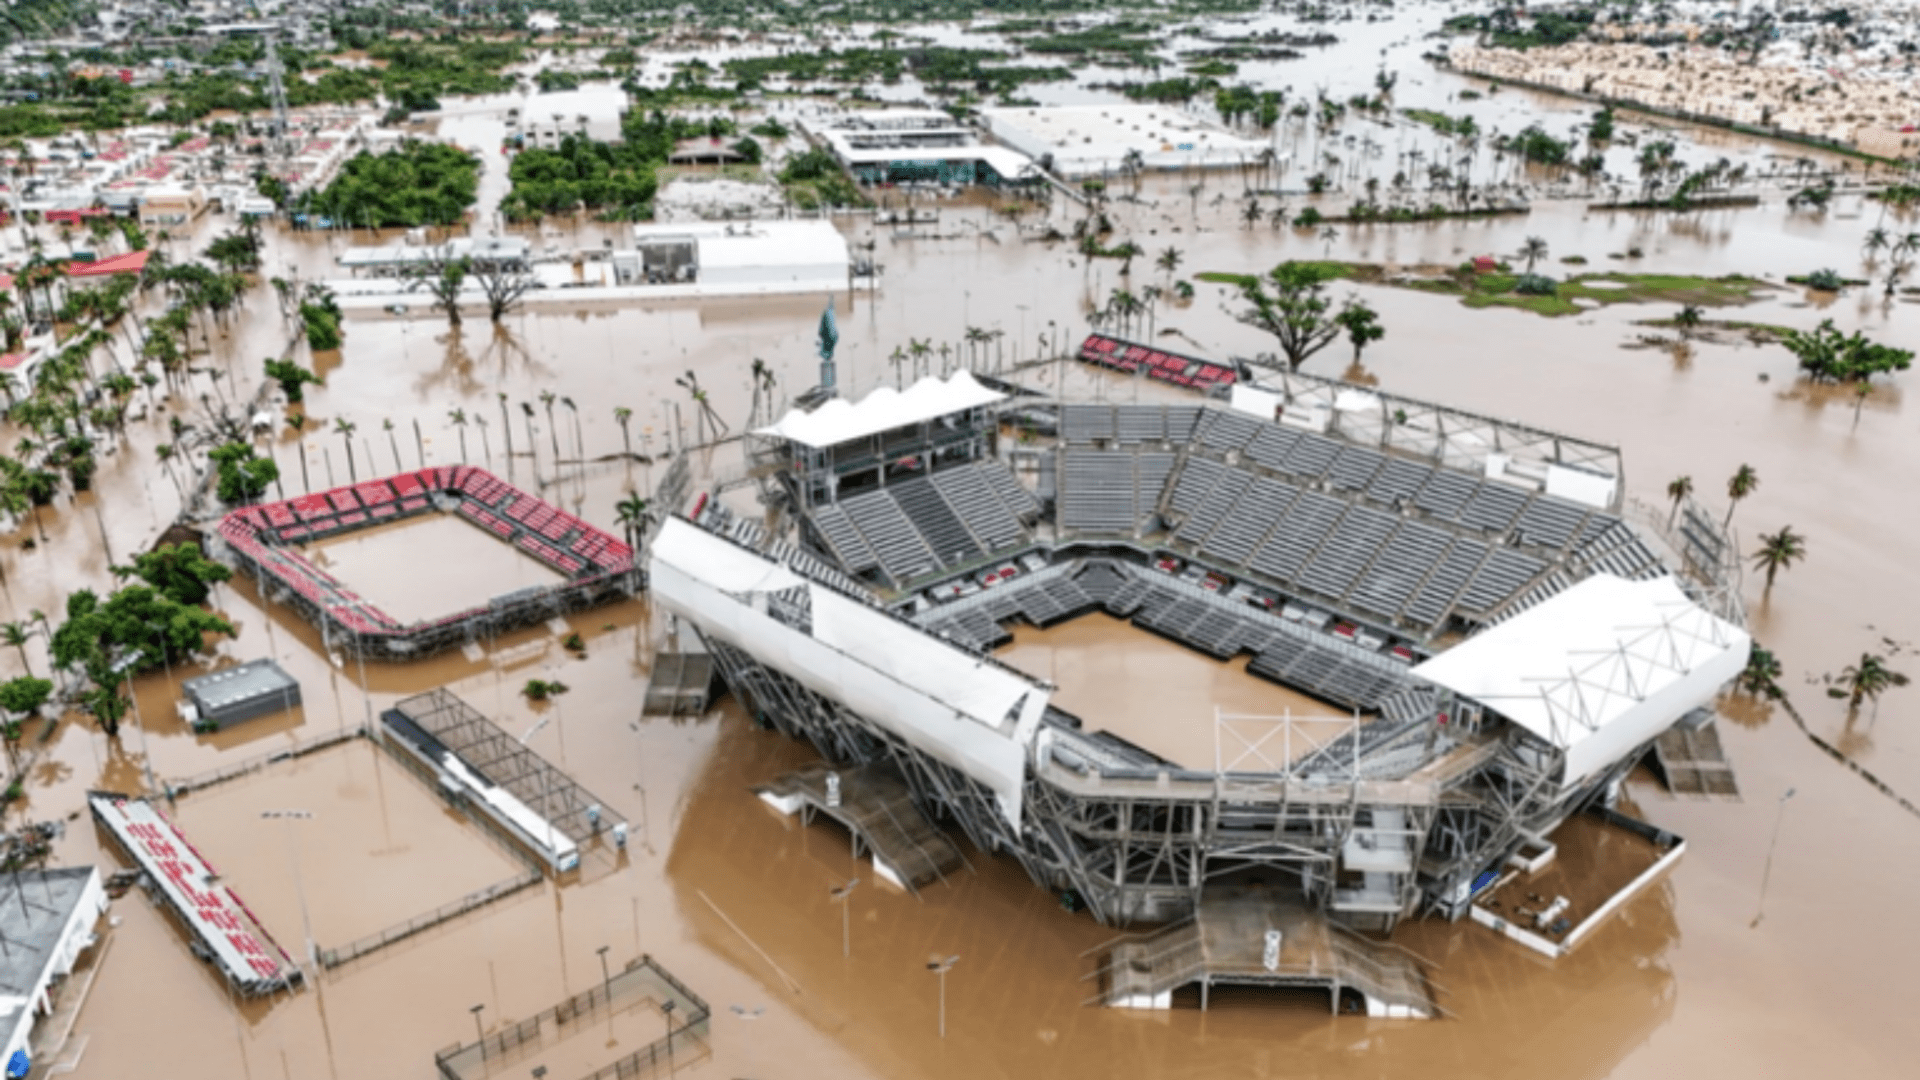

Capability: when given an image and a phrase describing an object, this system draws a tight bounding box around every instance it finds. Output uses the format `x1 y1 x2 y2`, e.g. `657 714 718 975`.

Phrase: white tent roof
1412 573 1749 786
756 371 1005 449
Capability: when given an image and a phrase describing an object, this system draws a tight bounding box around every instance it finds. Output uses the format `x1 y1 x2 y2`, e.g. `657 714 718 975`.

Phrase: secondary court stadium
648 346 1750 1013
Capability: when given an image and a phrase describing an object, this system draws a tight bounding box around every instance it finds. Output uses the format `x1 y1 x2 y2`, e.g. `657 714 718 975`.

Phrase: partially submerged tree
1827 653 1909 714
1333 300 1384 363
114 542 233 606
1750 526 1807 591
1237 262 1362 371
1779 319 1913 384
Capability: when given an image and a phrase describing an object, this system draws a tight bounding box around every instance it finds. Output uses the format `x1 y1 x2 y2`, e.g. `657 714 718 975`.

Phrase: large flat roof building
981 104 1275 179
801 110 1038 187
0 867 108 1068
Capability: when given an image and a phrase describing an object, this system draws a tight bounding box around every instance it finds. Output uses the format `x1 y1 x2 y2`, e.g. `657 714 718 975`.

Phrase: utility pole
830 878 859 959
1750 787 1796 929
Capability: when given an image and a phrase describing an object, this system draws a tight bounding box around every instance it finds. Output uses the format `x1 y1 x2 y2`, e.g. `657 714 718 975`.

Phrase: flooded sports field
1 7 1916 1080
307 513 567 625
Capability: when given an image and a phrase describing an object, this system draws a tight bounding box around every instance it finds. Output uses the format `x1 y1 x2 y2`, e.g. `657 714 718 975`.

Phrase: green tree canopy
116 542 233 606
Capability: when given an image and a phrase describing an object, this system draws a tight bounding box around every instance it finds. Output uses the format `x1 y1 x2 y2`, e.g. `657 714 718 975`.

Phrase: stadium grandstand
651 352 1749 1014
215 467 634 659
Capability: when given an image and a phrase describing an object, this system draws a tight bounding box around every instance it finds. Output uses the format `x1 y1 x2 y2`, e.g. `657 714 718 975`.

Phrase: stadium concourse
646 355 1752 1014
214 466 634 658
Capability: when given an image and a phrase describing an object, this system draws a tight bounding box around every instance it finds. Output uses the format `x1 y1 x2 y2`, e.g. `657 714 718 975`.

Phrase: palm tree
2 622 31 676
1862 226 1890 262
1828 653 1909 713
448 408 469 463
1724 464 1758 529
1520 235 1549 273
561 396 583 464
1320 226 1339 256
1665 475 1692 528
334 418 358 483
1737 647 1784 700
1240 199 1262 231
1750 526 1806 590
497 392 514 465
539 389 560 460
1674 304 1704 334
614 406 634 461
614 492 650 587
1156 246 1182 281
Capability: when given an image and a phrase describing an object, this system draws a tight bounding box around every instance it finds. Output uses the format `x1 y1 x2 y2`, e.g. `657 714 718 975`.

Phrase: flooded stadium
1 9 1916 1080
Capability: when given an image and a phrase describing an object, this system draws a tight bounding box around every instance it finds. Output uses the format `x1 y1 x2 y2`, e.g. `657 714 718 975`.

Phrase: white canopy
755 371 1005 450
648 519 1048 826
1411 573 1749 787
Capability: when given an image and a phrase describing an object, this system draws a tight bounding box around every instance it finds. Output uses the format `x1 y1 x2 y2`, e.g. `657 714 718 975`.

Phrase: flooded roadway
3 30 1918 1080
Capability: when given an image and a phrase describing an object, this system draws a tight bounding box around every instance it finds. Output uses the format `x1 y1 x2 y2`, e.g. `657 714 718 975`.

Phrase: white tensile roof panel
756 371 1006 449
648 519 1048 827
1411 573 1749 786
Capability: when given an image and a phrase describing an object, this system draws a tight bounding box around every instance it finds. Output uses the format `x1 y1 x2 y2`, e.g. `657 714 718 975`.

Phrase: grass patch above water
1201 263 1770 318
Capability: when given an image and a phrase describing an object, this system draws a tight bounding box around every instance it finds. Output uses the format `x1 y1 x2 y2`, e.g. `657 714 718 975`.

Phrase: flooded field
308 513 566 625
170 739 530 949
997 613 1342 769
1 9 1916 1080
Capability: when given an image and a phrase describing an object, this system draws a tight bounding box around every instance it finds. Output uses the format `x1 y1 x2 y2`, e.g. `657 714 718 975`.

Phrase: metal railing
320 866 542 970
433 956 708 1080
166 728 366 797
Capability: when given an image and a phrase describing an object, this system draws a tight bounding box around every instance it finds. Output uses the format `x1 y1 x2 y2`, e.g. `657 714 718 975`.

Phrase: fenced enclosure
433 955 709 1080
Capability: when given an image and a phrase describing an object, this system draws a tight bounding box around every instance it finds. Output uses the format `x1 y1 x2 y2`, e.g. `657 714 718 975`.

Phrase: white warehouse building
981 104 1276 179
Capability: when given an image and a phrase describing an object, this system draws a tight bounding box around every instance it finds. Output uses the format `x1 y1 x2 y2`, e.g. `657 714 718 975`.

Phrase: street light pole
469 1003 486 1058
596 944 612 1003
926 954 959 1039
1750 787 1797 929
260 810 315 966
830 878 859 959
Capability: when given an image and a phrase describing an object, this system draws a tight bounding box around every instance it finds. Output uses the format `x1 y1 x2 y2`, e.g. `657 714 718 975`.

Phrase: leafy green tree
0 676 50 718
264 358 321 403
1779 320 1913 384
115 542 233 606
209 443 278 504
1333 300 1385 363
1237 262 1354 370
308 140 482 228
49 586 233 737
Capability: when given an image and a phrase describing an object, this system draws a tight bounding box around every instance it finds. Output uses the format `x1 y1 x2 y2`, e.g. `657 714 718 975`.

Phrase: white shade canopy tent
1411 574 1749 787
755 371 1006 450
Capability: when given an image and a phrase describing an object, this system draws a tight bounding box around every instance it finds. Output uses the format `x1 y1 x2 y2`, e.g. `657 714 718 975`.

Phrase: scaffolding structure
384 690 627 873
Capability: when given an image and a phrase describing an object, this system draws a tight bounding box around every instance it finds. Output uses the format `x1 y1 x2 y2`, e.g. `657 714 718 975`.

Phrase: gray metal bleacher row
1060 404 1205 446
914 561 1101 652
1164 457 1556 632
1162 404 1614 555
1058 449 1176 536
805 461 1037 588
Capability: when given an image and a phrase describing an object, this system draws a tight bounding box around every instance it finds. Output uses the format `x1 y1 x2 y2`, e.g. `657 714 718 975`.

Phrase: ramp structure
755 763 965 892
1091 887 1438 1017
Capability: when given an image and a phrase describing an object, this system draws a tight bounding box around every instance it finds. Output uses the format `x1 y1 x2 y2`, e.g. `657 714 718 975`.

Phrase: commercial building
801 110 1038 187
981 104 1275 179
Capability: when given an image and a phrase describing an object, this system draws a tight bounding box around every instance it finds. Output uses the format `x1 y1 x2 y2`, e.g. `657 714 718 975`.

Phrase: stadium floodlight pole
260 810 316 967
519 717 559 867
830 878 860 959
926 954 959 1039
470 1003 486 1058
1750 787 1797 929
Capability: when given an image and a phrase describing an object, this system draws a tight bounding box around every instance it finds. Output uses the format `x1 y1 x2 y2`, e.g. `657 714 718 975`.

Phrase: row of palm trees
1857 226 1920 297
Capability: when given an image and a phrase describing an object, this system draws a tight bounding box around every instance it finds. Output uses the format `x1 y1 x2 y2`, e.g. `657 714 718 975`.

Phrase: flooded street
1 11 1916 1080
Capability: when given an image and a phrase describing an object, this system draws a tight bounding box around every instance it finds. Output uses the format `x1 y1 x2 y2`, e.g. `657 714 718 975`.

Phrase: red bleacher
216 468 634 644
1077 333 1237 392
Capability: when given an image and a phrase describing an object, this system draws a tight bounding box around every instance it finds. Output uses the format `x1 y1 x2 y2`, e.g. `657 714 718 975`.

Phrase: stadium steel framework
656 371 1749 936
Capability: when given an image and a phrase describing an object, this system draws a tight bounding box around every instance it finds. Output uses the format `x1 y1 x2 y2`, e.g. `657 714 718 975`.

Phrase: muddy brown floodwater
997 613 1344 769
3 23 1918 1080
307 513 566 626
